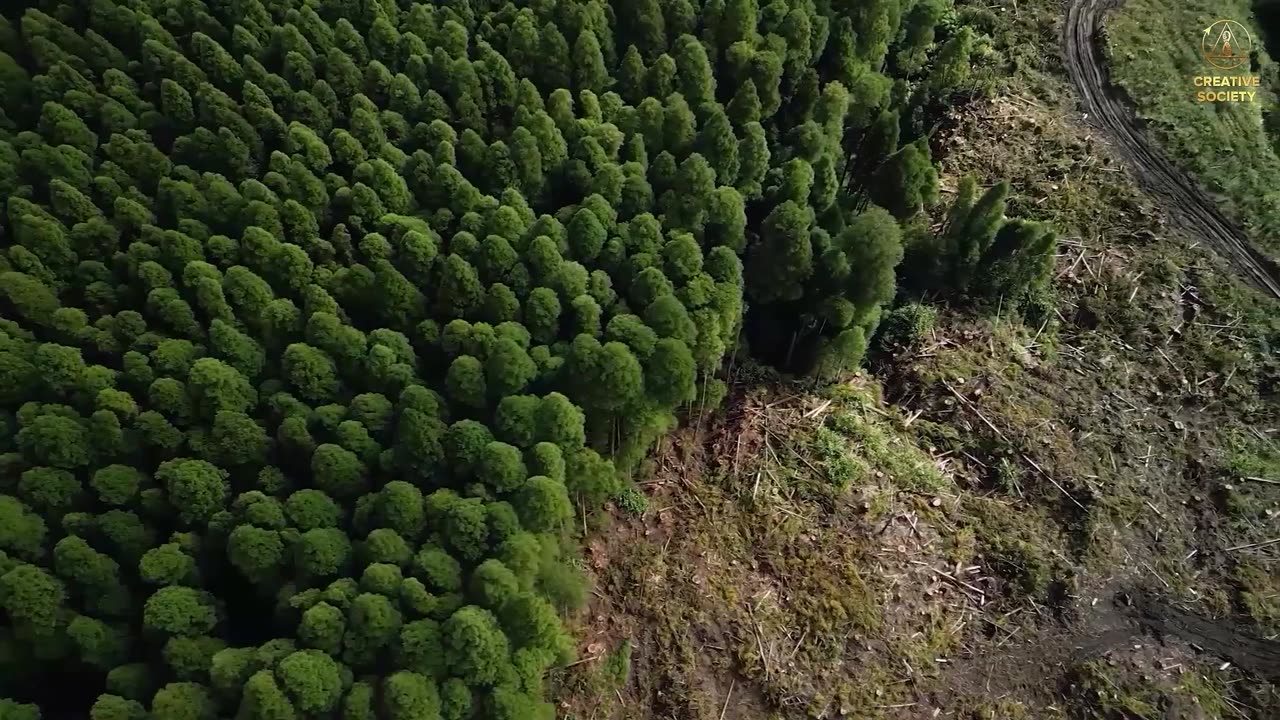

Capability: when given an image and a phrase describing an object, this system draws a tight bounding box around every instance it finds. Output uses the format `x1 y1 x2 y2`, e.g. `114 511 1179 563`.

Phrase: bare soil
1128 591 1280 683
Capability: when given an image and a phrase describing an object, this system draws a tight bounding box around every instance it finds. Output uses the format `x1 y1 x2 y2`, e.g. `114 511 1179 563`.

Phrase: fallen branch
1225 538 1280 553
562 655 604 668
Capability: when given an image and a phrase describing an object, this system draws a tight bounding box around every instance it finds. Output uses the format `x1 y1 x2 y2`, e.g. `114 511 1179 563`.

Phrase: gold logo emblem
1202 19 1253 71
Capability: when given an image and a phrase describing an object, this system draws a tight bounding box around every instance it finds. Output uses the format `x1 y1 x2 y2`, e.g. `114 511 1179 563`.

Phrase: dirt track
1063 0 1280 297
1129 591 1280 682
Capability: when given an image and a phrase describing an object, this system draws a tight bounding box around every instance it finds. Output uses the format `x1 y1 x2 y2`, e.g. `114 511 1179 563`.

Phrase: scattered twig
1008 93 1042 109
959 449 989 469
718 679 734 720
992 295 1004 356
803 399 833 419
786 628 809 662
1225 538 1280 553
995 626 1021 649
1079 252 1094 280
732 433 744 479
1028 597 1046 618
929 566 987 599
1141 560 1172 589
765 394 803 409
1058 247 1087 278
696 372 711 431
1155 346 1183 376
1111 391 1141 412
1127 272 1144 303
686 489 710 517
1242 476 1280 486
562 655 604 668
941 380 1086 510
941 381 1005 441
1222 365 1238 390
1021 452 1087 511
746 604 771 680
1030 316 1050 345
1220 695 1254 720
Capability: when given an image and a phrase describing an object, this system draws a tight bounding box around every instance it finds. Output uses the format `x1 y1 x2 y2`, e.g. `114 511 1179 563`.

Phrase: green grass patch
1106 0 1280 258
823 386 950 494
1223 429 1280 480
1236 561 1280 634
601 640 633 689
612 485 650 517
809 424 868 492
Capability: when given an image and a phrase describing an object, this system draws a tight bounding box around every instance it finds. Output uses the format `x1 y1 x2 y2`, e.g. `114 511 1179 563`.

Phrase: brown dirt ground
553 373 1278 718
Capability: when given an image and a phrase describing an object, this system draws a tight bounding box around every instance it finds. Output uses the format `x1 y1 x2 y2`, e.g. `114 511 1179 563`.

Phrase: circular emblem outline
1202 19 1253 71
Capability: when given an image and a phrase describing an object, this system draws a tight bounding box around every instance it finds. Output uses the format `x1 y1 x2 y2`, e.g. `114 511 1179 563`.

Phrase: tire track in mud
1129 592 1280 682
1063 0 1280 297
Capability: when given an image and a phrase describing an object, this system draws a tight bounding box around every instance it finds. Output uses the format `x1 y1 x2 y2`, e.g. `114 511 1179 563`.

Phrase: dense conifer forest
0 0 1057 717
